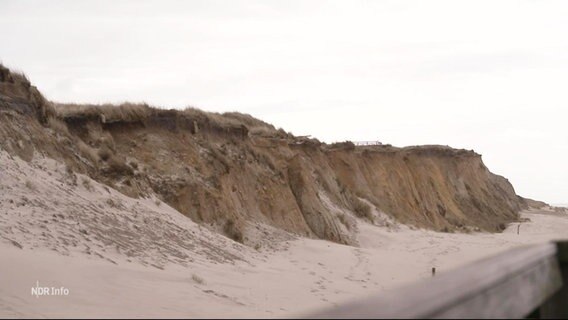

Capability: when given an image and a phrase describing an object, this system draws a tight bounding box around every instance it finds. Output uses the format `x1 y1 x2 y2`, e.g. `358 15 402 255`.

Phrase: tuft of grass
97 146 113 162
353 201 372 220
64 165 78 186
222 111 275 130
97 131 115 150
346 192 373 221
106 197 124 209
191 274 205 285
224 219 243 243
24 180 36 191
249 126 277 138
77 140 99 164
47 116 69 136
81 177 94 192
337 212 355 231
184 107 241 129
106 156 134 177
183 107 250 138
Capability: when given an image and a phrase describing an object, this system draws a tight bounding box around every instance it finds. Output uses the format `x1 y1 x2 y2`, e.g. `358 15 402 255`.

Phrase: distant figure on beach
432 267 436 277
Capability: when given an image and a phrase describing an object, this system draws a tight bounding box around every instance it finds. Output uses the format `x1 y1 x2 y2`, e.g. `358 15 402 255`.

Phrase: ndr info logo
31 281 70 298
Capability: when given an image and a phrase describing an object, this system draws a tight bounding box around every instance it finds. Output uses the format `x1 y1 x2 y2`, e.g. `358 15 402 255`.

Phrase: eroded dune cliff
0 64 537 246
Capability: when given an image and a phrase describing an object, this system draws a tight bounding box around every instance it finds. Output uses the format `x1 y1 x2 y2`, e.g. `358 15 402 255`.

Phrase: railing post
540 241 568 318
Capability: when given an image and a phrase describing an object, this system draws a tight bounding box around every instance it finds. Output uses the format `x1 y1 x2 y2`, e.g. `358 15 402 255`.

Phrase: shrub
224 219 243 243
129 161 138 170
330 141 356 150
97 146 112 162
353 199 372 220
106 157 134 176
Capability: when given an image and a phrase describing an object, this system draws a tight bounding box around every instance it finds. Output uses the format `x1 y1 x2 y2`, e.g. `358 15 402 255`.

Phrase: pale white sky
1 0 566 204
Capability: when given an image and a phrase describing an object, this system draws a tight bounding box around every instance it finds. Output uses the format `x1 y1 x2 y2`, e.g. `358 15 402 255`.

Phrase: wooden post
193 120 199 134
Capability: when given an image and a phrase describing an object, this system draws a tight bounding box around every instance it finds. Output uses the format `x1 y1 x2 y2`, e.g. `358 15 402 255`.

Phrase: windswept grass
54 102 265 135
2 61 282 140
345 192 373 221
76 139 100 164
183 107 243 129
222 111 274 130
249 126 275 137
54 102 152 122
47 116 70 136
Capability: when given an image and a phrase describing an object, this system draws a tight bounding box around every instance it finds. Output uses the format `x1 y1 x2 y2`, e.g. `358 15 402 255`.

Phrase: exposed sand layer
1 60 531 246
1 149 567 318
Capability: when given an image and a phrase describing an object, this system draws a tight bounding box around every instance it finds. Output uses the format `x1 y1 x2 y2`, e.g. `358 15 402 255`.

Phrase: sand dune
1 148 567 318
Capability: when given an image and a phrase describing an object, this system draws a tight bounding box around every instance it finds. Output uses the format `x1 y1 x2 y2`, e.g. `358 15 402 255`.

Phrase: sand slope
1 149 567 318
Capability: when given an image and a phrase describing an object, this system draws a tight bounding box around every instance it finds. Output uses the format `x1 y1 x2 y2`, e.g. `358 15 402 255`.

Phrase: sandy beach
1 148 567 318
2 210 566 318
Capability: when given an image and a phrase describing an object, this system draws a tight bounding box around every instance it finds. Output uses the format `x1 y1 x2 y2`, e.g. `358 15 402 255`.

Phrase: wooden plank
540 241 568 318
306 243 562 319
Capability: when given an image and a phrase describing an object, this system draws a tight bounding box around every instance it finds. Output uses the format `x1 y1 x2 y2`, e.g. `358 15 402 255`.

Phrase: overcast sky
0 0 566 204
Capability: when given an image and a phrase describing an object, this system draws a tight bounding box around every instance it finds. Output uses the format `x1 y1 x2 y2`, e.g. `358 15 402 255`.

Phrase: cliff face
325 146 522 231
0 64 526 245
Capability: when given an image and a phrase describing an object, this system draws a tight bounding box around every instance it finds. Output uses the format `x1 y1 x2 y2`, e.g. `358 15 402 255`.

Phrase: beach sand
1 149 567 318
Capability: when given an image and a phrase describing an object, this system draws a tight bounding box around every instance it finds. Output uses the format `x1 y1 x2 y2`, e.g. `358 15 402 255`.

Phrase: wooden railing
306 241 568 319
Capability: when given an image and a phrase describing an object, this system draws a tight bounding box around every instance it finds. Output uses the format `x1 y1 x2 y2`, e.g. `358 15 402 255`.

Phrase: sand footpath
2 209 567 318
